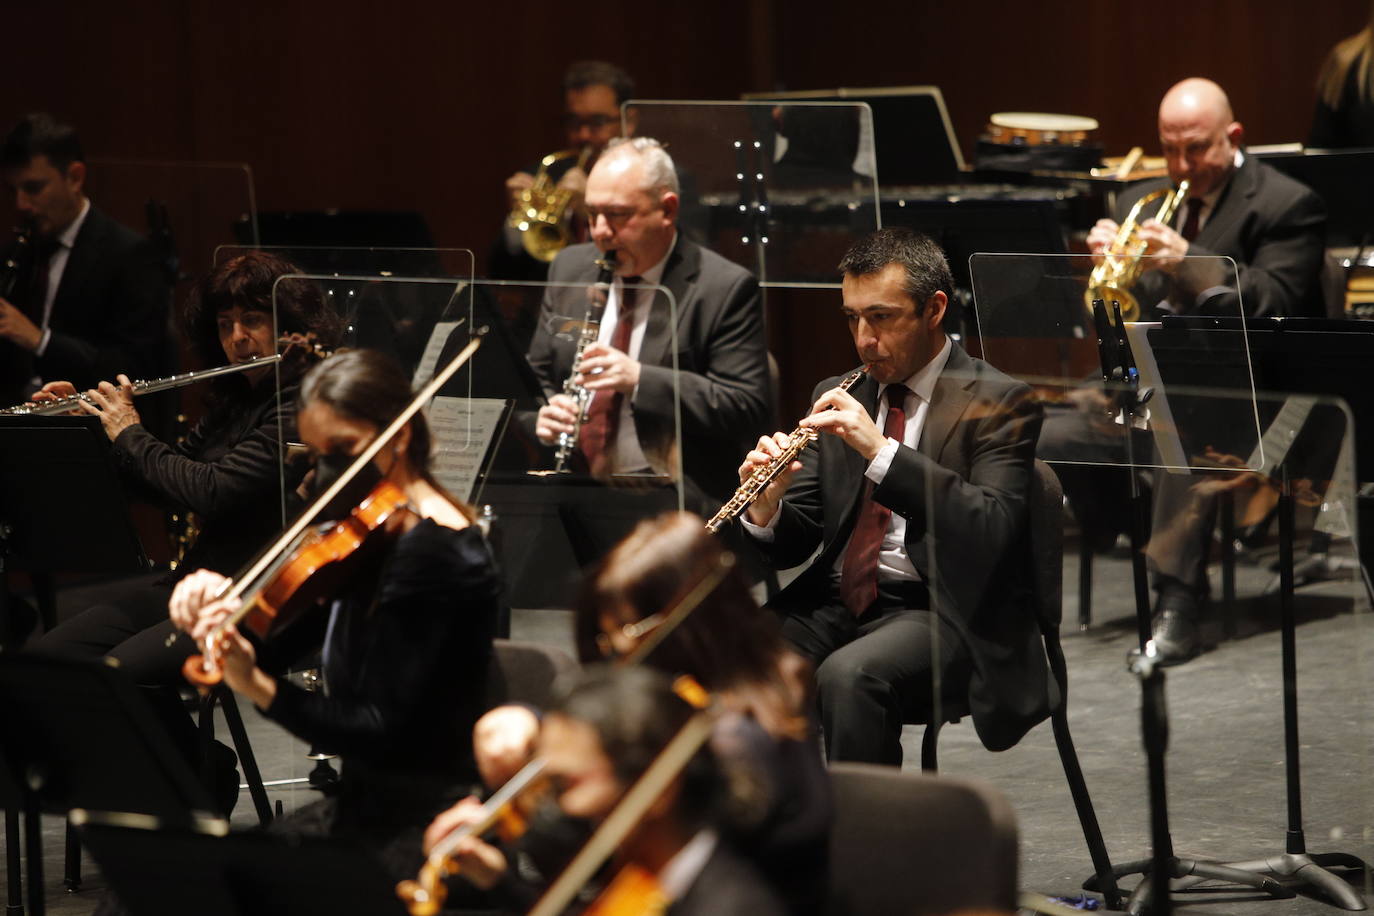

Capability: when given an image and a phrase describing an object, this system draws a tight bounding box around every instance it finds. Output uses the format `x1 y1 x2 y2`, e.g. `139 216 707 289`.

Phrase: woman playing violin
425 512 829 913
529 666 788 916
30 251 339 809
170 348 500 877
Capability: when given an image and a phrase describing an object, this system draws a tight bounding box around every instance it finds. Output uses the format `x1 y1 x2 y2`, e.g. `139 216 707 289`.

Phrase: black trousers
777 579 968 766
31 576 200 759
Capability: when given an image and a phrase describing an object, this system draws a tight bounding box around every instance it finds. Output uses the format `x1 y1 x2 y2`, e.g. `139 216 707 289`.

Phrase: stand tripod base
1171 852 1368 911
1085 855 1296 914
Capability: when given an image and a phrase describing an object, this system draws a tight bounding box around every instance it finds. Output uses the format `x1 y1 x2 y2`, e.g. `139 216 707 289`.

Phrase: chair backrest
826 762 1019 916
483 638 579 710
1029 459 1065 630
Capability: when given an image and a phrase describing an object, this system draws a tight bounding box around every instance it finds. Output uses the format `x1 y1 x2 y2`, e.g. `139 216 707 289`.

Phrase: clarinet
1 221 35 301
704 367 867 533
552 250 617 472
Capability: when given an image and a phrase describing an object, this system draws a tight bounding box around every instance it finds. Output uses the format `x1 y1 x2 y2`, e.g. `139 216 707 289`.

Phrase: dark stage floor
5 542 1373 915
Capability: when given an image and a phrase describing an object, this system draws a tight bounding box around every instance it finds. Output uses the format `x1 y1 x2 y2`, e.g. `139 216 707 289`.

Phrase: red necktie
578 279 640 473
1180 198 1203 243
839 385 910 616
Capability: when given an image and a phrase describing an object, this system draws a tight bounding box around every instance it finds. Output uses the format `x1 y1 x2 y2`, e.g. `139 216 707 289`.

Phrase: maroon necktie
1180 198 1203 243
21 236 58 323
839 385 910 616
577 279 640 473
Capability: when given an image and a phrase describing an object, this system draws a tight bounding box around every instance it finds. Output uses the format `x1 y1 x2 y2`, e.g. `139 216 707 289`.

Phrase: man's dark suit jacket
1118 155 1327 318
527 237 770 504
753 344 1052 752
1 204 170 402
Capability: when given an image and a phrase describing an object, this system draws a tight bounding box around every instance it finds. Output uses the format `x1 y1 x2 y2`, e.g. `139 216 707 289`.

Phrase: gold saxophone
1084 179 1190 322
705 367 867 533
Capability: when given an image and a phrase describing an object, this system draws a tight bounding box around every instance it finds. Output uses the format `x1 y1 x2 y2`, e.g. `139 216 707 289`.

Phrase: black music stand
0 655 218 916
73 810 408 916
0 415 148 642
1078 303 1296 914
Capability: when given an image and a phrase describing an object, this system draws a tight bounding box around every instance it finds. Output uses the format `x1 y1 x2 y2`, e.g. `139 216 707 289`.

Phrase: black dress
261 519 501 879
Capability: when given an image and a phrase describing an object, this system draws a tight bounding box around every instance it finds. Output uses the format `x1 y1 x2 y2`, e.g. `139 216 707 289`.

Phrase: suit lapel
919 345 976 461
635 237 696 368
1193 157 1257 249
50 206 105 324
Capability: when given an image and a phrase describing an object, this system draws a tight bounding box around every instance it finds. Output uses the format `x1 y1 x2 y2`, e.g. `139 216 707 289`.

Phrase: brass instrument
1084 179 1190 322
705 367 867 533
0 355 282 416
509 147 593 262
550 251 616 473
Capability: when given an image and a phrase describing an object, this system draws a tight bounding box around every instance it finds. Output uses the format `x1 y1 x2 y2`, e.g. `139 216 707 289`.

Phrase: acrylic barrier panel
82 159 257 310
970 252 1259 473
274 275 687 612
212 244 475 284
625 101 880 286
917 387 1371 904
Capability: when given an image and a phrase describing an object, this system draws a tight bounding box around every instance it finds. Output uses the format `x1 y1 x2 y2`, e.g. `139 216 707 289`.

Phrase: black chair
484 638 579 709
826 762 1018 916
916 460 1123 908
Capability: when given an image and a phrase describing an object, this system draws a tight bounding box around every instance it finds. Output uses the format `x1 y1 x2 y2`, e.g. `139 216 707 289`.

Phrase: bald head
1159 78 1234 128
1157 77 1243 198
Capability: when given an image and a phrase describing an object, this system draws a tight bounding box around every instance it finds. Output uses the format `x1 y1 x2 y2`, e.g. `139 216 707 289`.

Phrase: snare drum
985 112 1099 146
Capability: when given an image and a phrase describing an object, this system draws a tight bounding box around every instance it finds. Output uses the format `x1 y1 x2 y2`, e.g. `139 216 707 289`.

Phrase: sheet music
412 319 464 388
428 396 508 502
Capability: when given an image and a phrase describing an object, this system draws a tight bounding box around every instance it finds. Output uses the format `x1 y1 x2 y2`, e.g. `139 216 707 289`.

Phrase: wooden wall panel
4 1 1369 425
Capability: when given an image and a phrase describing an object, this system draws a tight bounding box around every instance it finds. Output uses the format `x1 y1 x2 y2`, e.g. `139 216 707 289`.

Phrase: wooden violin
394 555 732 916
181 328 486 689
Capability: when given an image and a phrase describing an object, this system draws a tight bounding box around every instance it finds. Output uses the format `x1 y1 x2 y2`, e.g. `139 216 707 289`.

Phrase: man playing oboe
735 228 1049 767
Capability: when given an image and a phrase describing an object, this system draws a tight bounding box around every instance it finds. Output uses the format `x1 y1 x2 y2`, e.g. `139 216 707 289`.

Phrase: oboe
705 367 867 533
0 355 282 417
552 250 617 472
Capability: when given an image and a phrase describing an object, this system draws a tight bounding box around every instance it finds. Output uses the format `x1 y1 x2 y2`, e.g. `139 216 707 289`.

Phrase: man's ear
66 160 86 194
659 190 680 224
924 290 948 330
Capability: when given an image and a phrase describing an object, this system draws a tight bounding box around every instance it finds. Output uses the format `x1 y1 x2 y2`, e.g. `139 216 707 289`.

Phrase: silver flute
1 355 282 417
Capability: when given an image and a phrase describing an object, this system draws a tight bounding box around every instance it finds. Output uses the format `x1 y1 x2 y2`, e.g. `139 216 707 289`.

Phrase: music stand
0 655 218 916
1136 318 1373 910
0 415 148 641
73 809 408 916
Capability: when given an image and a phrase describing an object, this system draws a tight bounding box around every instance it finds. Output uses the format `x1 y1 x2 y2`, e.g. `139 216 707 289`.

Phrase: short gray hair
603 136 679 196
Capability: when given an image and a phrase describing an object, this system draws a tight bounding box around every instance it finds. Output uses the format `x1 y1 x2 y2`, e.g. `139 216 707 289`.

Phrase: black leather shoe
1151 590 1200 666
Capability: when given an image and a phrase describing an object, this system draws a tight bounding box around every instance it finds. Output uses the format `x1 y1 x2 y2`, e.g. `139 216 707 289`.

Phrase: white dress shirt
593 234 674 474
744 335 954 584
35 197 90 357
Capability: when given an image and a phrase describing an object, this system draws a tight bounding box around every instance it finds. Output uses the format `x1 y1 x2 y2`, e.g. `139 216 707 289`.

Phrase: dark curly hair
183 251 342 369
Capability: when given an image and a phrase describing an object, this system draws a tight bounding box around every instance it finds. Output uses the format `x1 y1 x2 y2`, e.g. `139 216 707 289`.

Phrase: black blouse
264 519 500 817
110 378 302 578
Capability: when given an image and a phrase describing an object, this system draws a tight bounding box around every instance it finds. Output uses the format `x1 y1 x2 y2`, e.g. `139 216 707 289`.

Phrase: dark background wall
6 0 1366 253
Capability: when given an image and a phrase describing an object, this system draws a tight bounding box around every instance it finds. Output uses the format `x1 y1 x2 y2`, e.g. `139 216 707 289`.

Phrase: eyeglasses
563 113 618 132
585 203 664 229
